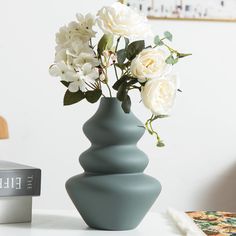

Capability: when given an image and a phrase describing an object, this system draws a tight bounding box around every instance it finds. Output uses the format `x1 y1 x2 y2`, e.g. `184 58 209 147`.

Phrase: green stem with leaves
115 36 121 52
164 42 192 58
106 83 112 97
114 64 119 81
99 54 113 97
145 115 165 147
113 36 121 81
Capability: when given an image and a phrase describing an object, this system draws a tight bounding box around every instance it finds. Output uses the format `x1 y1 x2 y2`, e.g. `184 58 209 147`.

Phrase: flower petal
68 81 79 93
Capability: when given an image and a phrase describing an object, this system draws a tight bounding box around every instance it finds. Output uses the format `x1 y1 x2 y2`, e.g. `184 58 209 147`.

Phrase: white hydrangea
56 13 96 48
75 13 96 42
66 40 93 57
55 26 71 52
73 52 99 67
50 13 99 93
49 61 99 93
68 63 99 93
49 61 77 82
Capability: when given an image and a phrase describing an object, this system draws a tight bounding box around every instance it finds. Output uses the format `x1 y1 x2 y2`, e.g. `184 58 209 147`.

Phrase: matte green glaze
66 98 161 230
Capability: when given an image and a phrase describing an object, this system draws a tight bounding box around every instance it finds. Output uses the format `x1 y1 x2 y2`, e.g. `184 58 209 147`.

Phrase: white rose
131 48 171 83
141 75 177 116
97 2 152 39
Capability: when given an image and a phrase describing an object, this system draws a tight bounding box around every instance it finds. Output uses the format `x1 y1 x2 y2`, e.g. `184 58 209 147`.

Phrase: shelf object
0 116 9 139
0 161 41 224
120 0 236 22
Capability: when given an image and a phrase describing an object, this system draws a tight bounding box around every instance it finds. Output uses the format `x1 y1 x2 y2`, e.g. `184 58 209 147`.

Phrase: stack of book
0 161 41 223
186 211 236 236
168 208 236 236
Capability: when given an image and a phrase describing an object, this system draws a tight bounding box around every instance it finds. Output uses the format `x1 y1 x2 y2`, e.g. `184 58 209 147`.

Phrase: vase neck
98 97 123 114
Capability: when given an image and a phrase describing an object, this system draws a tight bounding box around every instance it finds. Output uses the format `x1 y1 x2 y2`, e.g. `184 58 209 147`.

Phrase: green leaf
126 40 145 60
164 31 173 41
165 55 178 65
174 58 179 64
60 81 70 87
127 78 138 87
115 63 126 70
114 61 131 70
97 34 113 56
124 61 131 67
112 75 129 90
177 52 192 58
85 89 102 103
117 49 126 64
165 55 174 64
124 37 129 49
157 141 165 147
63 90 85 106
121 95 131 113
154 35 164 46
117 83 127 101
113 75 137 91
156 115 169 119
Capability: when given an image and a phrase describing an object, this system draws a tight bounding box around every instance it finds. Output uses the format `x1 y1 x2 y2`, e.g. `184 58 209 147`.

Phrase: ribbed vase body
66 98 161 230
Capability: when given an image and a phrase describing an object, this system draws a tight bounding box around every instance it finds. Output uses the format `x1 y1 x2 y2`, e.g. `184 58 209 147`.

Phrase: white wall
0 0 235 212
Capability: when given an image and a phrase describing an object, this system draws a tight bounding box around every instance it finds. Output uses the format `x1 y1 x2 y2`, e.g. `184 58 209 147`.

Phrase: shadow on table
9 214 91 231
200 162 236 212
8 214 145 235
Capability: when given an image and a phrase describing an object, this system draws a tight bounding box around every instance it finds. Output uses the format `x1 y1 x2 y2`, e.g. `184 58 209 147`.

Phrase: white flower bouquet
49 2 190 147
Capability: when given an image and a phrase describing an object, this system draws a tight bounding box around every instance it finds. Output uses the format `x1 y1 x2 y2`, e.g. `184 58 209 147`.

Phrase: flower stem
106 83 112 97
114 64 119 81
115 36 121 52
113 36 121 81
89 38 93 47
163 42 192 58
85 82 97 90
145 115 164 147
163 42 179 55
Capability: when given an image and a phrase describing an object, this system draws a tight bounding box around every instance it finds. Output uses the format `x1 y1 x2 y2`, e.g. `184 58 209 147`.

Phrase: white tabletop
0 210 182 236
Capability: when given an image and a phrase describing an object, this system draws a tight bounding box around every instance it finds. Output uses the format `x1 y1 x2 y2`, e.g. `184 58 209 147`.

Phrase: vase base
66 172 161 231
87 224 138 231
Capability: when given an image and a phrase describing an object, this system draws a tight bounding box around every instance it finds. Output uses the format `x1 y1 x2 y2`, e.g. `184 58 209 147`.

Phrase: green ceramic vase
66 97 161 230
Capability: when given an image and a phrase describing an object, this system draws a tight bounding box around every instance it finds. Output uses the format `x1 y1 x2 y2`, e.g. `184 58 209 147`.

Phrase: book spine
0 169 41 197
